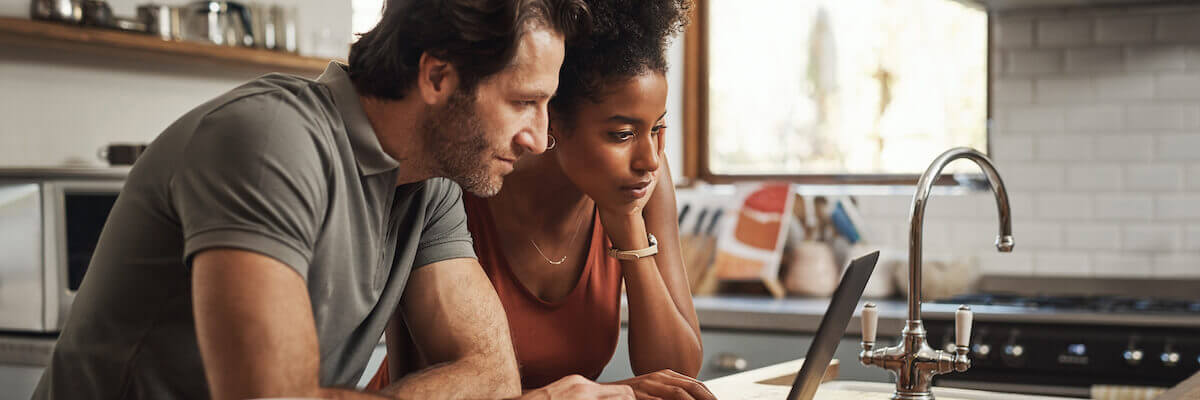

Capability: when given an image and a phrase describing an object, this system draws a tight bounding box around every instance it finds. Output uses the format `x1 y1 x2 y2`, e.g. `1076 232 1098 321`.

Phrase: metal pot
30 0 83 24
137 4 181 40
178 1 254 47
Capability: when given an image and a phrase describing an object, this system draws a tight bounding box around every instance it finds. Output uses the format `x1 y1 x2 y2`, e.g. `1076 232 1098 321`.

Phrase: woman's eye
651 125 667 135
610 131 635 141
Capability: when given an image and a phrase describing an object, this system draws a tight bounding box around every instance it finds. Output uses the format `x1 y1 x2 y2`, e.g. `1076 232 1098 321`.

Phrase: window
351 0 386 39
688 0 989 181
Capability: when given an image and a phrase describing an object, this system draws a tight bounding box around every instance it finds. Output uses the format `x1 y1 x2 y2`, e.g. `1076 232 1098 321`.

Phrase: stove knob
1123 349 1144 366
973 343 991 358
1161 351 1181 367
1003 344 1026 366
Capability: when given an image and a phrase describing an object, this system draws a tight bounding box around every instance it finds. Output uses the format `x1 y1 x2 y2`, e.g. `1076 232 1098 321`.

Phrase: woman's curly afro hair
549 0 691 121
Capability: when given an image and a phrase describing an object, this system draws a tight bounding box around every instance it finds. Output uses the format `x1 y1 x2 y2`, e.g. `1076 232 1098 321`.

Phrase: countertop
627 295 1200 334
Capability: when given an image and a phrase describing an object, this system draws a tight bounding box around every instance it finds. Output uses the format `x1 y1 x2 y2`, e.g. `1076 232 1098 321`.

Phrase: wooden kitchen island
705 359 1076 400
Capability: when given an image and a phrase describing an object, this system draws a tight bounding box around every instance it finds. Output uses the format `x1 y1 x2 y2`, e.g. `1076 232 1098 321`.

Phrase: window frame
681 0 992 185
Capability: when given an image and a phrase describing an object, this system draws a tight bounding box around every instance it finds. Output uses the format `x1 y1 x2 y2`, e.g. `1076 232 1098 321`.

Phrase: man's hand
517 375 635 400
613 370 716 400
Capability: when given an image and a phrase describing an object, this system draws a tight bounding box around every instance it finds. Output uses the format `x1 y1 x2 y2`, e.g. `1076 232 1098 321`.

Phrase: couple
34 0 711 399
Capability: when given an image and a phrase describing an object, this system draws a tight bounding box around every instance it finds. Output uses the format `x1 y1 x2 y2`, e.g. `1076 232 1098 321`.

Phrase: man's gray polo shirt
34 63 476 400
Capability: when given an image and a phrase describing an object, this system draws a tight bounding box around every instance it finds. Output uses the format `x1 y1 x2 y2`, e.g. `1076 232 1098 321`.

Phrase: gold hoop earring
547 135 557 150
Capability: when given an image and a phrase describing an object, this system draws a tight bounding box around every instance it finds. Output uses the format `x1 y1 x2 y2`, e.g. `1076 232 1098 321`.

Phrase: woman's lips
620 180 653 199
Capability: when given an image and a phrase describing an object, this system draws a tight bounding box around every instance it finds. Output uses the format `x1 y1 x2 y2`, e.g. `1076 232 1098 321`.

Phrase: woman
368 0 707 397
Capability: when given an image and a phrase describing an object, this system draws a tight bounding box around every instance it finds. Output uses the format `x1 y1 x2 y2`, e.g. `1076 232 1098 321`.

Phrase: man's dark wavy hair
549 0 691 123
349 0 591 100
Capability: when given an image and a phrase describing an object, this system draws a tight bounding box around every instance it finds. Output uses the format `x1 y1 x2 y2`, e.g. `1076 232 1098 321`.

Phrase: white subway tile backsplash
1152 254 1200 277
1097 15 1155 45
1037 135 1093 161
1066 105 1124 132
1034 251 1092 276
1001 164 1066 190
1094 135 1155 161
1185 106 1200 129
1156 12 1200 43
866 8 1200 280
1188 164 1200 189
1039 18 1093 47
1185 225 1200 250
1094 75 1155 100
1016 221 1065 250
925 194 986 218
1126 104 1185 130
1156 135 1200 161
989 135 1035 162
1038 78 1094 103
1066 48 1125 73
1006 106 1066 132
1092 252 1153 277
1156 74 1200 99
950 221 997 248
993 79 1034 104
1007 50 1064 75
1155 194 1200 219
1124 164 1183 191
1067 165 1123 190
997 19 1035 49
1065 224 1122 250
855 196 909 218
1126 46 1189 72
1094 194 1155 220
1123 225 1180 251
1008 105 1065 130
977 252 1035 275
1037 193 1094 219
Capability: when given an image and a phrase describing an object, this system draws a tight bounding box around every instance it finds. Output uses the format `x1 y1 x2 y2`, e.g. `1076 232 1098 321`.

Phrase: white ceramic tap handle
956 305 973 349
862 303 878 344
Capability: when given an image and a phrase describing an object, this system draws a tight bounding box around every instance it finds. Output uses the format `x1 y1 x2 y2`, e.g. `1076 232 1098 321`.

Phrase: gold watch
607 233 658 260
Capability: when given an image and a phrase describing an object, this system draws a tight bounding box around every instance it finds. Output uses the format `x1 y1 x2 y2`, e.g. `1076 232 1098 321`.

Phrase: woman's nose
633 134 660 173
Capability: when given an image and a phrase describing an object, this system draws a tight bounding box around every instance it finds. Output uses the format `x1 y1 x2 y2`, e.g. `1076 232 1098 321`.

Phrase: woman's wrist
599 210 650 250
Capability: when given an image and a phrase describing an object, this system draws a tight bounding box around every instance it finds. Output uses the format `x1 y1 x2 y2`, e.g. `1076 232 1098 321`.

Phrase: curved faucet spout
908 147 1014 322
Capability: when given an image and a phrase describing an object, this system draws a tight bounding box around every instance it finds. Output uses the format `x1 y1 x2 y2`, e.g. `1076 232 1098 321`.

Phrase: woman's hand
597 172 658 249
613 369 717 400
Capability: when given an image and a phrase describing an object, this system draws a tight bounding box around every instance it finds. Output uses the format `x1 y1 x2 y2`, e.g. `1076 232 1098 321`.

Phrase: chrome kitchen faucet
859 147 1015 400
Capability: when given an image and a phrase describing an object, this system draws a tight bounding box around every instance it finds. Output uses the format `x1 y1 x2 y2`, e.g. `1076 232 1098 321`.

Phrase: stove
923 292 1200 397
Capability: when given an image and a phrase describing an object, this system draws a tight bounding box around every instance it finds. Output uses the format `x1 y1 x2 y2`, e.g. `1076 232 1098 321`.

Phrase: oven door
42 180 124 332
0 182 45 332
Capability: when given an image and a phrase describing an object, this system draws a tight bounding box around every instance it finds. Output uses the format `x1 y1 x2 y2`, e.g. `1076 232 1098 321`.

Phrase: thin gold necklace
529 200 590 265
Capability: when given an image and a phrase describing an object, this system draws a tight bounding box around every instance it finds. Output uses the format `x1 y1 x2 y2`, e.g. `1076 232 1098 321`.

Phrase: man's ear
415 52 461 105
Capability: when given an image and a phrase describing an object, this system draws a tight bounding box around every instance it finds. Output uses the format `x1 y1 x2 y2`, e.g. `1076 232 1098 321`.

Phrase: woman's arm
600 159 704 378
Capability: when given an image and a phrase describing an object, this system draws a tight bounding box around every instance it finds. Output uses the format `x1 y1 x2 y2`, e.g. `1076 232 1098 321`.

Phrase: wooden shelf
0 16 336 76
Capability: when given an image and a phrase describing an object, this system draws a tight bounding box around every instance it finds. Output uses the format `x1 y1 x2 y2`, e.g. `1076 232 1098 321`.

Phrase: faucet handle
862 303 878 345
956 305 973 350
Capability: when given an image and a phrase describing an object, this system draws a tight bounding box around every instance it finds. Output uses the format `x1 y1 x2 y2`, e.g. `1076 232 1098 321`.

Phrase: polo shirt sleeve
171 92 329 280
413 178 476 269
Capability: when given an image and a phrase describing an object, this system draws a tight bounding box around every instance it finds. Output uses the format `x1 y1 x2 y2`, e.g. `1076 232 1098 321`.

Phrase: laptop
783 250 879 400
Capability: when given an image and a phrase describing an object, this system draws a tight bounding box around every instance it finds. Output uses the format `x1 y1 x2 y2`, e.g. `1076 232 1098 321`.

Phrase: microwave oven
0 169 125 333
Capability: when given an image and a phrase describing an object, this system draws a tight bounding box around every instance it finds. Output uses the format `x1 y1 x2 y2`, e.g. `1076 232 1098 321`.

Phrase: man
34 0 633 399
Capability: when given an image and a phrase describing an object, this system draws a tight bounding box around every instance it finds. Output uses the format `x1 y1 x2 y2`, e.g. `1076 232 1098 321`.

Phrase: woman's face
552 72 668 209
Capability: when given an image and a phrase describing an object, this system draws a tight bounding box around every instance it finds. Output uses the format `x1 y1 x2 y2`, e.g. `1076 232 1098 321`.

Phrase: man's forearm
380 355 520 399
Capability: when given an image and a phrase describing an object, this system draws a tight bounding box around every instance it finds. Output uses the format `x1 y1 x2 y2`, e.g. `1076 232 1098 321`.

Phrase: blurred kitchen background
2 0 1199 398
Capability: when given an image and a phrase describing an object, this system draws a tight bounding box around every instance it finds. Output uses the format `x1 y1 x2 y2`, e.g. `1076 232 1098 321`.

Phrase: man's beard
421 89 504 197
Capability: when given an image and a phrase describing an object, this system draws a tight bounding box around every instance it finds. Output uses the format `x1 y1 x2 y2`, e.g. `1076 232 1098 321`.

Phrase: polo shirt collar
316 62 400 176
